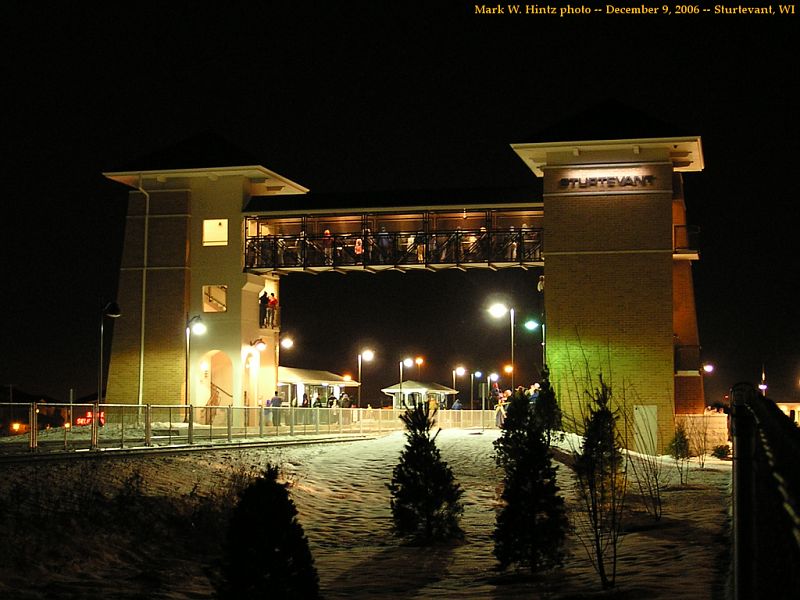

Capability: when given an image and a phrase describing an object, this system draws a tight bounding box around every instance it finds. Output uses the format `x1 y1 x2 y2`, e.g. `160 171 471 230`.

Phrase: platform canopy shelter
278 366 359 406
381 380 457 410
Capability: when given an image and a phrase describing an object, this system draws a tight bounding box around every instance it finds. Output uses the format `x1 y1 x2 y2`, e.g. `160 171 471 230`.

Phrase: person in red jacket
267 293 278 328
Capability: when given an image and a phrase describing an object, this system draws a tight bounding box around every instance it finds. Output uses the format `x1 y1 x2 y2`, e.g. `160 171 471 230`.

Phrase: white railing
0 403 498 454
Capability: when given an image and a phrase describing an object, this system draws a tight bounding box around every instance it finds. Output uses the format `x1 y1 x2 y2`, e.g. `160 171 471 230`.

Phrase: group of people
259 292 279 328
246 224 543 270
263 391 357 427
298 391 353 409
490 382 543 427
444 382 544 427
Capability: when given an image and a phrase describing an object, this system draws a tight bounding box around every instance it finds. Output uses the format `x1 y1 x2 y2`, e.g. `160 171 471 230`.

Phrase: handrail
203 286 227 311
210 382 233 399
731 382 800 600
244 227 544 270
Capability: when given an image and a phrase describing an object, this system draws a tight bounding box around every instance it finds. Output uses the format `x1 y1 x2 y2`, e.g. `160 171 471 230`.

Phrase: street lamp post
415 356 424 379
399 357 412 408
184 315 207 409
537 275 546 365
98 301 122 406
524 319 546 376
96 301 121 447
470 371 482 410
274 336 293 405
484 372 499 432
489 303 515 389
358 349 374 408
452 366 465 405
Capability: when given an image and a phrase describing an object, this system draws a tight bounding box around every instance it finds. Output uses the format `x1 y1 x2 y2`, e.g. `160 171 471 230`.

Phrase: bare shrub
685 414 710 469
562 348 628 591
617 389 669 522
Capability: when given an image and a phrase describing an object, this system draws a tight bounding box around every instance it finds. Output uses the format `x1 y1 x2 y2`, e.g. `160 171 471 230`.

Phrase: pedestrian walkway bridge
242 191 545 274
242 195 698 274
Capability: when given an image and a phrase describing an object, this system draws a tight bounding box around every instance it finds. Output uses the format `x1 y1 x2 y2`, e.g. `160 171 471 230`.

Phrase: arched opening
197 350 233 425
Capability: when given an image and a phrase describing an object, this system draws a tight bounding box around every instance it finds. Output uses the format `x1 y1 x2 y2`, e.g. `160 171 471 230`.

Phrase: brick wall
675 374 705 413
544 164 677 451
106 190 190 406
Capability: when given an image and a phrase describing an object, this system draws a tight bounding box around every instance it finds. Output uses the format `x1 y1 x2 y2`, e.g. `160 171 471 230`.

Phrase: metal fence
0 403 498 454
730 382 800 600
244 228 544 270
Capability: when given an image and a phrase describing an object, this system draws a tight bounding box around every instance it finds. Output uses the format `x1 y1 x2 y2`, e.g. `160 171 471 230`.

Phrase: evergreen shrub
388 402 464 543
219 465 319 599
493 385 568 574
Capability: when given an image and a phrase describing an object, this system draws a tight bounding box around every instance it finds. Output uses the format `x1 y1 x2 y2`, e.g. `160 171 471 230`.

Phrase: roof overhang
511 136 704 177
278 366 359 387
381 381 458 395
243 201 544 217
103 165 309 195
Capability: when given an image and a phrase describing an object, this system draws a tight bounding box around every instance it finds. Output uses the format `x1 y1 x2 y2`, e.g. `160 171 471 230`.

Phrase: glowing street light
452 366 466 406
358 349 375 408
489 303 515 389
273 336 294 401
415 356 424 379
452 365 465 390
399 357 413 408
524 318 546 371
470 371 482 410
702 363 715 374
250 338 267 352
185 315 206 407
98 301 121 406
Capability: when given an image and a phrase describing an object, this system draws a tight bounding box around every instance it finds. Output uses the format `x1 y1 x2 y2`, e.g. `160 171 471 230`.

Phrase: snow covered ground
0 428 731 599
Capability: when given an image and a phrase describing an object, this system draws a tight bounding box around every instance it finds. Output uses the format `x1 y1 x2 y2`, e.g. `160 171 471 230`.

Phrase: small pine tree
668 422 692 485
533 367 562 445
493 388 568 574
219 465 320 599
388 402 464 543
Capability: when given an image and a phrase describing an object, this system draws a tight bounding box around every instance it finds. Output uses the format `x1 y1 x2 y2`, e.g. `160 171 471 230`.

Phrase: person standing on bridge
322 229 333 265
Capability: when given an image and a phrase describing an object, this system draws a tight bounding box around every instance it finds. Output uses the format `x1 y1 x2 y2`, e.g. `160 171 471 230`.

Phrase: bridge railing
730 382 800 600
0 403 499 455
244 228 543 271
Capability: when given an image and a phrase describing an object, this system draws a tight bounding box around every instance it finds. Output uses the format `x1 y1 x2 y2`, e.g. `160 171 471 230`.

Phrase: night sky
2 3 797 406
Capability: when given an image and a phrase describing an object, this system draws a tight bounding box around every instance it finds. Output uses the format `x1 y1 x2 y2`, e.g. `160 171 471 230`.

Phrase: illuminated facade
103 133 706 449
513 136 705 451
